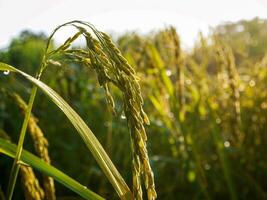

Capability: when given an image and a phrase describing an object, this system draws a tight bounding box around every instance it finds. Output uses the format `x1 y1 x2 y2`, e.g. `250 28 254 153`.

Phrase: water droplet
166 69 172 76
216 118 221 124
120 114 126 119
3 70 10 75
186 79 192 85
224 141 230 148
249 80 255 87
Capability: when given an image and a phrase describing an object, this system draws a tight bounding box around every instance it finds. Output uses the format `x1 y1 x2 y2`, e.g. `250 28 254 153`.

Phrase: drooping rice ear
46 22 157 200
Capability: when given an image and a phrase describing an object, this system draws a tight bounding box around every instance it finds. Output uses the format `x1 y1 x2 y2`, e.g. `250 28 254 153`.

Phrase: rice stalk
1 21 156 199
214 41 243 146
6 54 47 200
224 46 243 145
97 31 156 200
214 43 227 103
1 61 132 199
2 20 134 198
211 42 240 200
43 21 156 200
2 20 156 199
169 27 185 121
10 93 56 200
144 42 180 158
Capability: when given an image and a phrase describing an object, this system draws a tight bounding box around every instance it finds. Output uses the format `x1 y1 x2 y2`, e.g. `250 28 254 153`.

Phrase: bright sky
0 0 267 48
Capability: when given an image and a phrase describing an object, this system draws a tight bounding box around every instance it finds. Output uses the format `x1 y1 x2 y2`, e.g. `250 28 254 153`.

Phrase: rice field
0 18 266 200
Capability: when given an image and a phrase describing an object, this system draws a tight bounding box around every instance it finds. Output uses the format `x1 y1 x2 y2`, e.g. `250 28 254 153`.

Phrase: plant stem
6 61 46 200
6 87 38 200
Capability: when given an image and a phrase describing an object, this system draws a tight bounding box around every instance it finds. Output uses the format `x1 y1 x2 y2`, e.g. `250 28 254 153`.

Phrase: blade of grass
0 138 104 200
0 62 132 199
5 57 46 200
6 86 38 200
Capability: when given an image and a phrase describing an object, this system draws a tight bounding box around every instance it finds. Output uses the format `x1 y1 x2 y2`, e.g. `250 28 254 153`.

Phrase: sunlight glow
0 0 266 48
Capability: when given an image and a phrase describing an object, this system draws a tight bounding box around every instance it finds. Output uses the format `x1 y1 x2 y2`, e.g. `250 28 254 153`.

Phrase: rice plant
0 17 266 200
0 20 156 200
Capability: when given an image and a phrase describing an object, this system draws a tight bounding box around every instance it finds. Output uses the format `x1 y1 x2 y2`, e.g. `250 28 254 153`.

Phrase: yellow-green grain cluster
0 129 45 200
43 21 156 199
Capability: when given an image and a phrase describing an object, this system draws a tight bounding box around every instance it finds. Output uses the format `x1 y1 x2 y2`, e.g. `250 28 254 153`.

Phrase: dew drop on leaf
3 70 10 75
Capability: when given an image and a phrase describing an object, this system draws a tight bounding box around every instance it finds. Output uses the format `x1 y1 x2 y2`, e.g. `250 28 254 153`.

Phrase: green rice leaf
0 138 104 200
0 62 132 200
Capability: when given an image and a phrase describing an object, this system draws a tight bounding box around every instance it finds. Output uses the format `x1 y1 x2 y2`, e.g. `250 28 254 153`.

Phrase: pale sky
0 0 267 48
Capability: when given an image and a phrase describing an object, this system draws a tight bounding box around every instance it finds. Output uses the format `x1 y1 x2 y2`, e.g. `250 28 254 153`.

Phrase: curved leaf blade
0 138 104 200
0 62 132 199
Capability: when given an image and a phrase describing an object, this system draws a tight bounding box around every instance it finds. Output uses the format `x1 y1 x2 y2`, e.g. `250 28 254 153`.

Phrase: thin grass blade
0 62 132 199
0 138 104 200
